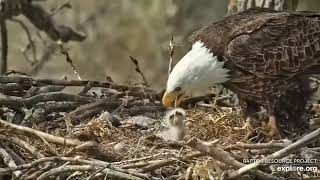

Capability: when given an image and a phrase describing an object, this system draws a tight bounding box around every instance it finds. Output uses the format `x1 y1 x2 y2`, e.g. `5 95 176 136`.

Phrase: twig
0 135 44 158
0 147 22 177
36 85 65 94
137 151 203 173
33 131 60 156
0 156 148 180
168 35 174 76
58 95 120 122
37 165 98 180
137 159 176 173
0 92 94 109
226 140 292 150
10 18 37 65
0 76 158 94
0 18 8 74
227 128 320 179
0 119 81 146
34 101 79 114
78 81 94 95
30 43 58 75
4 70 30 76
64 141 97 156
186 138 282 180
2 145 25 165
129 56 149 87
0 83 25 92
113 152 168 166
49 0 72 16
21 3 86 42
31 2 109 75
59 43 82 80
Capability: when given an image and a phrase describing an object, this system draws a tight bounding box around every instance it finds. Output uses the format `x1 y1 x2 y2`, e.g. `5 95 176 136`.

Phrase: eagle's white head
162 41 230 108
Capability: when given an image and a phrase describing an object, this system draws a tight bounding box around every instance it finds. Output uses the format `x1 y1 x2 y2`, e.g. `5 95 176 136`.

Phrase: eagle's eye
174 87 182 92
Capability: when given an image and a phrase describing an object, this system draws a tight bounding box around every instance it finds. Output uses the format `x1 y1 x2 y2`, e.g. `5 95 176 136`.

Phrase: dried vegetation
0 0 320 180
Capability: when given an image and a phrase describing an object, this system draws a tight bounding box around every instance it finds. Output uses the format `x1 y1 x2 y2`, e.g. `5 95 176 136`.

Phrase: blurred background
6 0 320 90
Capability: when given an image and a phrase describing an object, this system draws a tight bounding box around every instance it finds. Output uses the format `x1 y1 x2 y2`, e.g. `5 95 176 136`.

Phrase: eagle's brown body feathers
191 8 320 122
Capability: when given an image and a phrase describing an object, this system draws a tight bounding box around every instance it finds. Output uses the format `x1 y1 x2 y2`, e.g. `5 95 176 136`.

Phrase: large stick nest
0 75 319 180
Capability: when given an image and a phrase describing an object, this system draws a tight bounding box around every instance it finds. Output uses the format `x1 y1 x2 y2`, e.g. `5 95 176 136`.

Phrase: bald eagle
162 8 320 139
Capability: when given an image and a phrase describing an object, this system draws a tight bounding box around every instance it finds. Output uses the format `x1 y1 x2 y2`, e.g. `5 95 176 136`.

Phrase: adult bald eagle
162 8 320 139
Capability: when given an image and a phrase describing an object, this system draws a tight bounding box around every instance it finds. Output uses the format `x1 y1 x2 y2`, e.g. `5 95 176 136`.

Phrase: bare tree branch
0 18 8 74
227 128 320 179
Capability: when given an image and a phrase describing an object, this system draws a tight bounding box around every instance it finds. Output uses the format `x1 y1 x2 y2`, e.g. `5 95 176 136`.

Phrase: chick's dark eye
169 114 174 120
174 87 181 91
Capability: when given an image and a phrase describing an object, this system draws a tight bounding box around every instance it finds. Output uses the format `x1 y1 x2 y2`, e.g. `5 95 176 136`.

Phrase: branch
21 3 86 42
129 56 149 87
137 152 202 173
4 70 30 76
0 119 81 146
0 76 159 94
30 43 58 75
59 43 82 80
226 140 292 150
0 156 148 180
0 147 22 177
168 35 174 76
186 138 282 180
10 18 37 65
0 135 44 158
227 128 320 179
37 165 97 180
0 92 94 108
0 18 8 74
49 0 72 16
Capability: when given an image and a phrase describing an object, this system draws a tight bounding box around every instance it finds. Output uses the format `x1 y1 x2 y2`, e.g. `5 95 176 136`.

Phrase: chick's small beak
162 91 184 108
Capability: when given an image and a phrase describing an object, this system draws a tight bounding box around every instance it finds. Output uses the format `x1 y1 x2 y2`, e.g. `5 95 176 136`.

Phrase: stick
186 138 282 180
59 43 82 80
0 148 22 177
0 119 81 146
38 164 145 180
137 152 203 173
0 135 44 158
4 70 30 76
0 156 148 180
227 128 320 179
10 18 37 65
0 18 8 74
49 0 72 16
59 95 120 122
168 35 174 76
226 140 292 150
0 76 157 93
0 92 94 109
129 56 149 87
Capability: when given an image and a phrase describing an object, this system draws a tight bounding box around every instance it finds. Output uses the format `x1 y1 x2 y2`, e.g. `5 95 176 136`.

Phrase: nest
0 76 320 180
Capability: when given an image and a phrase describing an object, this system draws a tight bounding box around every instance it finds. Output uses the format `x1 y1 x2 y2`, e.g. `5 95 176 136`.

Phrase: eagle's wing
225 11 320 78
192 8 320 78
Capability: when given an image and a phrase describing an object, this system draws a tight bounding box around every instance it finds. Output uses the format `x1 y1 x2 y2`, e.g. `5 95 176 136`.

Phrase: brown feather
191 8 320 123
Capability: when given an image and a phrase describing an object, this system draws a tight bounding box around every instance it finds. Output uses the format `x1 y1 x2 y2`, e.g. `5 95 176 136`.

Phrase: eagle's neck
167 41 230 95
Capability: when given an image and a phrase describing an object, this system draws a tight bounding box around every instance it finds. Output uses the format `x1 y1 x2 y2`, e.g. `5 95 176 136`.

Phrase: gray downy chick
156 108 186 141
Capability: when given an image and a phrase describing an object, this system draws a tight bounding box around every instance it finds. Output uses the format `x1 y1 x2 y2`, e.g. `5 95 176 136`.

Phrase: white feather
166 41 230 95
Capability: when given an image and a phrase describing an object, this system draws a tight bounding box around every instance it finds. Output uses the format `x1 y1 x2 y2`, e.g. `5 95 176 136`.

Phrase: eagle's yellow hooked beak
162 91 184 108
